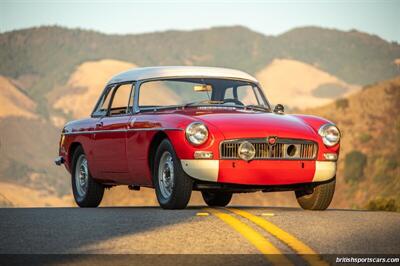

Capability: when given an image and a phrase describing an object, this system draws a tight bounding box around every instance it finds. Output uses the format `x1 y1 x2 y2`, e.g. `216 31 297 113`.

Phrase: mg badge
267 136 277 145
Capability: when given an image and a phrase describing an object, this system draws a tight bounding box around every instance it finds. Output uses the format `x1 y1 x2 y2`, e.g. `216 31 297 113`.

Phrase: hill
0 181 72 207
256 59 360 109
304 77 400 208
0 76 37 118
51 59 137 118
1 25 399 115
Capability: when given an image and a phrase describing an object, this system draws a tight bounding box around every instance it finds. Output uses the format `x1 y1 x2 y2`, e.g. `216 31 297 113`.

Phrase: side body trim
64 128 182 135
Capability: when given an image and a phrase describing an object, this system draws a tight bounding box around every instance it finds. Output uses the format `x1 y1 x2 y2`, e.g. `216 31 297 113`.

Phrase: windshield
138 78 270 111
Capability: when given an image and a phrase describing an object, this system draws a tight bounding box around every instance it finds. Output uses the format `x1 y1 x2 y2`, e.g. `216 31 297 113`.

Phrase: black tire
71 146 104 207
153 139 193 209
201 191 232 207
295 177 336 210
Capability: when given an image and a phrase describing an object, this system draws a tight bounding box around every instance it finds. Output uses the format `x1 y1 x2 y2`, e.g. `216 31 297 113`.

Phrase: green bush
344 150 367 183
372 155 398 183
366 198 399 212
335 98 349 109
386 157 398 170
359 133 372 143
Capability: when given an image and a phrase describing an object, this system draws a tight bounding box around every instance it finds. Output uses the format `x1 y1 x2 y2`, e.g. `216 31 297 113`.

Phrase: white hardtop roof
107 66 258 84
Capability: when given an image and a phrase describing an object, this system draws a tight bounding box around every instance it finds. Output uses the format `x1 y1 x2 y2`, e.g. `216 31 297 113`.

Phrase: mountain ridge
1 25 399 110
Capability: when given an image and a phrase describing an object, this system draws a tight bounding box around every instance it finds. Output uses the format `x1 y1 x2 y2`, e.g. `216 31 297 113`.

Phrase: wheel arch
148 131 170 176
68 142 83 168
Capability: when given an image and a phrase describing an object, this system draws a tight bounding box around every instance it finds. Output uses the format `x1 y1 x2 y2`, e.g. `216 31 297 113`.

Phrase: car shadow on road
0 206 276 265
0 207 198 253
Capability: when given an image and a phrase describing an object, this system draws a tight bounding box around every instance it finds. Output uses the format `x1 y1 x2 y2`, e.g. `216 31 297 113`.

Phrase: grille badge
267 136 278 146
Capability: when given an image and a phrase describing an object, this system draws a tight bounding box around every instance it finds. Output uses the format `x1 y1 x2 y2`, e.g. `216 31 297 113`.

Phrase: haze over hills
0 25 399 208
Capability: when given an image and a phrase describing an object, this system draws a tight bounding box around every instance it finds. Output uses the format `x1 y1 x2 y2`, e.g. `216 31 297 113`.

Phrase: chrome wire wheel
75 154 89 198
158 151 175 199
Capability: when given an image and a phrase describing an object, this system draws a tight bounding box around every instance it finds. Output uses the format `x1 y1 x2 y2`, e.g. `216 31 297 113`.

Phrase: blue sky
1 0 399 42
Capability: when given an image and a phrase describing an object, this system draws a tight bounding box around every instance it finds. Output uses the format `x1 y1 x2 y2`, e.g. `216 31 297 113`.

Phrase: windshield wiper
184 100 224 107
243 105 271 112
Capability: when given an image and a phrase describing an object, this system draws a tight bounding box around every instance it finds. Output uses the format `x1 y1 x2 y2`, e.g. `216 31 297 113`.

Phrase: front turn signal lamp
194 151 213 159
323 153 338 161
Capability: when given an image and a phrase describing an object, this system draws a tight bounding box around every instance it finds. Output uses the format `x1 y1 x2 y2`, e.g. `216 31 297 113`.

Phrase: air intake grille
220 138 317 160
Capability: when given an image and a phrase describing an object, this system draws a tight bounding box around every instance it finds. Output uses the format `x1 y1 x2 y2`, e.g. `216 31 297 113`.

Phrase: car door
92 82 134 182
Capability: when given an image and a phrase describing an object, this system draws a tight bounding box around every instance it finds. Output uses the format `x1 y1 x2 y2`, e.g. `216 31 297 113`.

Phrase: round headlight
238 141 256 161
318 124 340 147
185 122 209 145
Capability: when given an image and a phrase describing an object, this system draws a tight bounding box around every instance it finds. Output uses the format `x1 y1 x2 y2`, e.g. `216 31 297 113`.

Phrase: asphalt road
0 207 399 265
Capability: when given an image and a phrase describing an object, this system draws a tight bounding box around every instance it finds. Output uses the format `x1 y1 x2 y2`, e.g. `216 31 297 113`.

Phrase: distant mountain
269 27 400 84
1 26 399 112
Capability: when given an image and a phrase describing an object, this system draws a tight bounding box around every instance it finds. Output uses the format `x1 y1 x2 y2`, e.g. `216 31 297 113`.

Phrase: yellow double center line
206 207 328 266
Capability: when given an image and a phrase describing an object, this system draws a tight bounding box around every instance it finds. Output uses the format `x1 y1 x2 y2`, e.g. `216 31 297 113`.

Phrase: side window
224 87 234 99
237 85 259 105
92 85 116 117
109 83 134 116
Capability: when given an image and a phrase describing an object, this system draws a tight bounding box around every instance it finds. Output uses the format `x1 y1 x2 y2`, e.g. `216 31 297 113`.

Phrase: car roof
107 66 258 84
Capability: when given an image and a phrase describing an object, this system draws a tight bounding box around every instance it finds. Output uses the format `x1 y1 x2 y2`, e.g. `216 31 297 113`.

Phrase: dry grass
0 76 37 119
256 59 360 108
53 59 137 119
0 181 73 207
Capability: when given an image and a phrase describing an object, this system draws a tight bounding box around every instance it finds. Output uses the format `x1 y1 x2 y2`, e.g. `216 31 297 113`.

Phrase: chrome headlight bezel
185 122 209 146
318 124 341 147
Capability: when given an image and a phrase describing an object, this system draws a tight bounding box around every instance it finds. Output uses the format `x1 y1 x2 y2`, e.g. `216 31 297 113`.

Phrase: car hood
194 111 318 140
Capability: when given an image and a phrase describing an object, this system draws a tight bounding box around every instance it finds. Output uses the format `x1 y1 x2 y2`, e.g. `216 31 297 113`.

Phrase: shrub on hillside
359 133 372 143
344 150 367 183
335 98 349 109
372 155 398 183
366 197 399 212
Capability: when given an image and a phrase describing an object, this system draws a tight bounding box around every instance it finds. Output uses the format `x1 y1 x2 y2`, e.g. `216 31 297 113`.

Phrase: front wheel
202 191 232 207
71 146 104 207
295 177 336 210
153 139 193 209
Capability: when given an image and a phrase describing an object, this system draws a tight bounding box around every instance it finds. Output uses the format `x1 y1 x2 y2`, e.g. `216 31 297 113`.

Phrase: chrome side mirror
273 104 284 114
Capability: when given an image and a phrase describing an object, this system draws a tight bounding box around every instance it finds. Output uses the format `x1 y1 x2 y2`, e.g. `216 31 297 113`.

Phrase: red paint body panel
218 160 315 185
59 108 340 187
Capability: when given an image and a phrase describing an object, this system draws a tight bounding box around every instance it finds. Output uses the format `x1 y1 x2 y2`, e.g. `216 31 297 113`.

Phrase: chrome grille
220 138 317 160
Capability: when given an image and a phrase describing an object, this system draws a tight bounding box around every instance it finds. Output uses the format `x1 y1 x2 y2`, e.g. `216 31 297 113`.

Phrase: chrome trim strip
127 128 183 132
63 127 183 135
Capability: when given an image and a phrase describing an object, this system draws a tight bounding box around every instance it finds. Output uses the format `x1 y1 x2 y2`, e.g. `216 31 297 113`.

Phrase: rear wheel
153 139 193 209
71 146 104 207
202 191 232 207
295 177 335 210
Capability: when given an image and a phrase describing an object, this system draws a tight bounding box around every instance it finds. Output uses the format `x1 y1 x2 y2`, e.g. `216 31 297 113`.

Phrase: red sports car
55 66 340 210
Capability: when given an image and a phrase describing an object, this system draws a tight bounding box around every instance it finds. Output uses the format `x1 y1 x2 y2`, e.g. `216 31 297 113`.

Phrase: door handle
96 122 103 127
